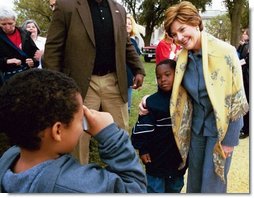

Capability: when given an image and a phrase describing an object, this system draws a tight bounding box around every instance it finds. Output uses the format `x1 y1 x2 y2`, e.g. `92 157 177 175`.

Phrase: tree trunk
144 26 153 46
230 0 244 47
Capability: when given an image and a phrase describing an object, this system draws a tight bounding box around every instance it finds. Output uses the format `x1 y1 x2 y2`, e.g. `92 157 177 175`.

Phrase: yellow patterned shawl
170 31 249 182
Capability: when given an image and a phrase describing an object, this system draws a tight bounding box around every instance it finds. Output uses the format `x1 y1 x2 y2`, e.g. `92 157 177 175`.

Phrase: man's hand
132 74 144 89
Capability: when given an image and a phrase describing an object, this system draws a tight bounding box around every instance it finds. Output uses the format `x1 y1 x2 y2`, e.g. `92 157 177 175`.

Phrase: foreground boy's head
0 69 83 152
156 59 176 92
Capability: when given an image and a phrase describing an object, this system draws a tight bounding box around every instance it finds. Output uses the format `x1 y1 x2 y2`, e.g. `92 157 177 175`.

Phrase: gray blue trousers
187 132 232 193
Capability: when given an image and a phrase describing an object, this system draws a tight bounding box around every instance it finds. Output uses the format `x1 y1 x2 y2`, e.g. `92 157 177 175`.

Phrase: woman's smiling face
170 20 201 52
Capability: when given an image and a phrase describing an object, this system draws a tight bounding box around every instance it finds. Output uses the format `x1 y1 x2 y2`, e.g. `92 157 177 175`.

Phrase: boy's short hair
156 59 176 70
0 69 81 150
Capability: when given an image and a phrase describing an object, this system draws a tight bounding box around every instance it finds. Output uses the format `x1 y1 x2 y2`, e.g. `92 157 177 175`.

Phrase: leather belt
92 70 114 76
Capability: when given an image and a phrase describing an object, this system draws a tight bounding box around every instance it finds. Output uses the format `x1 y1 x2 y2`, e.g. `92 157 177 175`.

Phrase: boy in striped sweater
131 59 187 193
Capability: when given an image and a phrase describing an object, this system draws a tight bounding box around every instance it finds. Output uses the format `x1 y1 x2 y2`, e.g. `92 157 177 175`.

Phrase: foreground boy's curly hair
0 69 81 150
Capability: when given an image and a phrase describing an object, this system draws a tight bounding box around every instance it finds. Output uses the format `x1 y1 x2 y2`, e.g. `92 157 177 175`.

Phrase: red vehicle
141 45 157 62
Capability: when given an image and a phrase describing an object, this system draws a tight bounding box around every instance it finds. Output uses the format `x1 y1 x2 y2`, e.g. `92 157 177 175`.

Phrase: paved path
228 137 249 193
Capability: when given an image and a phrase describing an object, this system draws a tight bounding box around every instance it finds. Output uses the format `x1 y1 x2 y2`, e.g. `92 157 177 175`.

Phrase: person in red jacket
0 7 39 83
155 32 181 64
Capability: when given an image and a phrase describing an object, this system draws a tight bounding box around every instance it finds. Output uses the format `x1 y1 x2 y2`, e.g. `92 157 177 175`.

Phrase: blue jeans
147 174 184 193
127 87 132 114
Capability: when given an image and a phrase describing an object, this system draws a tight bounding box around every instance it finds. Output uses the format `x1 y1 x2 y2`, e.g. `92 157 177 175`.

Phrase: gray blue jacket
0 124 146 193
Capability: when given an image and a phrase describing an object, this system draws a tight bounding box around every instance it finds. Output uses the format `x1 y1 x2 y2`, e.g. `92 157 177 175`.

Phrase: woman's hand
138 95 150 115
25 58 34 68
34 50 44 61
6 58 22 66
222 145 234 158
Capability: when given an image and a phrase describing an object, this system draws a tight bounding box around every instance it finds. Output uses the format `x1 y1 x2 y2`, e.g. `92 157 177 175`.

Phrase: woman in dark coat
0 7 39 83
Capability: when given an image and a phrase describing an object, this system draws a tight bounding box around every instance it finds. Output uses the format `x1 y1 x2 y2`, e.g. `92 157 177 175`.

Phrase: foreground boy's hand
83 105 114 136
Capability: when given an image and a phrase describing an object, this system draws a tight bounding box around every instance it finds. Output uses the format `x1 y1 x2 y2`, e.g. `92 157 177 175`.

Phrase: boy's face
156 63 175 92
60 93 84 153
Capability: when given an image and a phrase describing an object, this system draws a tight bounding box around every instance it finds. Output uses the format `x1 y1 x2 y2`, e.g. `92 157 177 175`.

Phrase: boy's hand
83 105 114 136
140 153 151 164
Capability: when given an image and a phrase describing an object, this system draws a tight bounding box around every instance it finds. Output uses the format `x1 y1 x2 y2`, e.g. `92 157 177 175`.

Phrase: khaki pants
71 73 129 164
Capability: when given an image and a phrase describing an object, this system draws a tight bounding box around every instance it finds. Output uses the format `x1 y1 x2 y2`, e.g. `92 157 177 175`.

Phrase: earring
196 27 200 31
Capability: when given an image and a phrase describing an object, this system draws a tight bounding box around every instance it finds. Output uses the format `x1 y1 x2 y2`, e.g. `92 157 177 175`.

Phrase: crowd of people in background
0 0 249 194
0 7 39 84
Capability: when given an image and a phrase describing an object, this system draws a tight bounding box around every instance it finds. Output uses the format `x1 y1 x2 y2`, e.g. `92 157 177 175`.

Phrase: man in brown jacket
44 0 145 164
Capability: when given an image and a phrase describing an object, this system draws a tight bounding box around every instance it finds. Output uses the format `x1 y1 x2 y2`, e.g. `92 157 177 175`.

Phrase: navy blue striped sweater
131 89 187 177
